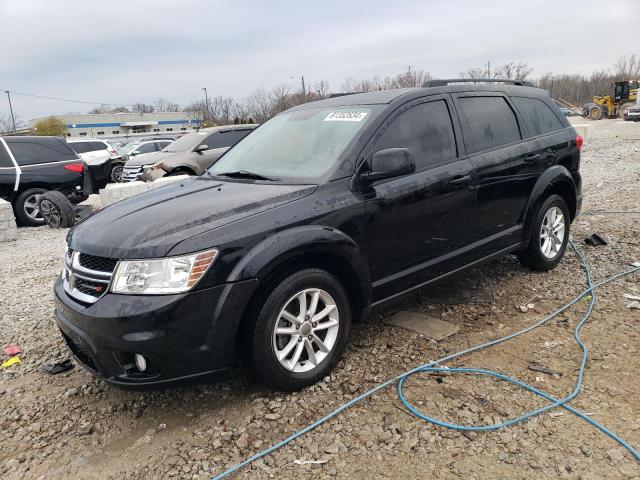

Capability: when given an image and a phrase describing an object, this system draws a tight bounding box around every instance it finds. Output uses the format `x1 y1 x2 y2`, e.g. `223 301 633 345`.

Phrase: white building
30 112 201 138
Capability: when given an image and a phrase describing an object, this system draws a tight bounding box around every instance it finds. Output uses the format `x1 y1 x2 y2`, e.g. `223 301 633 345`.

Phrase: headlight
111 249 218 294
142 162 163 171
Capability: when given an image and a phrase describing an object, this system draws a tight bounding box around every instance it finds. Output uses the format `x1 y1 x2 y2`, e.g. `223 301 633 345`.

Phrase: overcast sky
1 0 638 120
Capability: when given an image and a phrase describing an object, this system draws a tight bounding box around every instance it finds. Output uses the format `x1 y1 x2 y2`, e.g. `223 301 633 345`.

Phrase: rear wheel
517 194 570 271
14 188 47 226
247 269 351 391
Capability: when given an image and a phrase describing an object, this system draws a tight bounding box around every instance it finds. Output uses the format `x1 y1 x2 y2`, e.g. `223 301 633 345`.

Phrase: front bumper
54 276 259 388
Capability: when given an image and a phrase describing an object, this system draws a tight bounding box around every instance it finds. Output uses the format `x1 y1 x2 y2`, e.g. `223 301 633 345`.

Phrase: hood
68 177 316 258
79 150 111 166
124 150 180 167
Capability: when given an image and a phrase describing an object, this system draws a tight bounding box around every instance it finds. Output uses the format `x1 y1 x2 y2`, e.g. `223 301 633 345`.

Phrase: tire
14 188 47 226
37 191 75 228
517 194 570 271
110 163 125 183
619 102 633 119
247 268 352 391
589 107 603 120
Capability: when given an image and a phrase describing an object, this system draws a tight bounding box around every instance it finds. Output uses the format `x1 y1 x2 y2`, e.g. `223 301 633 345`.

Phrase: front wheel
517 194 570 271
110 163 125 183
248 269 351 391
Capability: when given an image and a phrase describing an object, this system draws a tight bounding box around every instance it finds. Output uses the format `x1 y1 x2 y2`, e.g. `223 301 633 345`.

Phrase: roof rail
422 78 534 88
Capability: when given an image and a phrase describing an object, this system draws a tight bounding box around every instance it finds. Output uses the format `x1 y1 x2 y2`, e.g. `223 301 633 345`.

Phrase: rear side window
6 139 77 165
374 100 457 170
0 142 13 168
512 97 564 136
69 141 107 154
457 96 521 153
135 143 156 154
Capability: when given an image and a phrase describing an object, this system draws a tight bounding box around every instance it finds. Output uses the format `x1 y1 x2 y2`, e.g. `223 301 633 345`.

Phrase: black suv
1 136 89 226
54 80 582 390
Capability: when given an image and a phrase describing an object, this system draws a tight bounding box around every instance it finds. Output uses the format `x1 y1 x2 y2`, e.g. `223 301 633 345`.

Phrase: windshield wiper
214 170 277 181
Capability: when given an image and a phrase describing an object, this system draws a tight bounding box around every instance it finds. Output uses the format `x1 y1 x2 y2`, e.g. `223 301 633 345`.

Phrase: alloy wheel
272 288 340 373
23 194 43 221
39 199 61 227
540 206 565 259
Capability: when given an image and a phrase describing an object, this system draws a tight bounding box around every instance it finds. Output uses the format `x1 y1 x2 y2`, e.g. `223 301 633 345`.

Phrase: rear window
457 96 521 153
512 97 564 136
6 138 77 165
68 141 107 154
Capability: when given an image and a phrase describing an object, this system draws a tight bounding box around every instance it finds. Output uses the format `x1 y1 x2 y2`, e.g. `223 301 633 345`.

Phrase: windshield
162 130 209 152
208 106 378 181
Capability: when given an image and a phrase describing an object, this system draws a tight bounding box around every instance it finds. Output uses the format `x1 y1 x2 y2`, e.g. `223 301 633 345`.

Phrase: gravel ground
1 118 639 480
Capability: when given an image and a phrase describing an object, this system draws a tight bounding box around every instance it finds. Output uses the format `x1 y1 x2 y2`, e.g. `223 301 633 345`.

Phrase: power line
1 89 192 108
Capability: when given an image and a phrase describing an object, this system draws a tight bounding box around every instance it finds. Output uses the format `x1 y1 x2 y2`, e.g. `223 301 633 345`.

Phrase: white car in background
66 139 121 183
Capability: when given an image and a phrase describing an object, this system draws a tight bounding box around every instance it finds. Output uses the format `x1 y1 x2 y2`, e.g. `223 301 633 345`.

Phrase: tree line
1 54 638 134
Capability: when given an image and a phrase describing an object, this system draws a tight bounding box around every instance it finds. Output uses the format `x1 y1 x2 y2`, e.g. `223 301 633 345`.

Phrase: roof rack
422 78 534 88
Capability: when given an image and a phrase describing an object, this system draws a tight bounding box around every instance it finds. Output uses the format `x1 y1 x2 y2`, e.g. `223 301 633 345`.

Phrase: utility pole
300 76 306 103
5 91 16 133
407 65 413 74
202 87 210 125
486 61 491 78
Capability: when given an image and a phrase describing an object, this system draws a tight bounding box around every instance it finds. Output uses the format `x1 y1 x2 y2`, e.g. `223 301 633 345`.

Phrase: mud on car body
54 79 583 390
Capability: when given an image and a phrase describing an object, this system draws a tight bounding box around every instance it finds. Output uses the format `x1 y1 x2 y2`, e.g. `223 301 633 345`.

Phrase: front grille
78 253 118 273
61 331 97 371
123 166 142 182
63 249 116 305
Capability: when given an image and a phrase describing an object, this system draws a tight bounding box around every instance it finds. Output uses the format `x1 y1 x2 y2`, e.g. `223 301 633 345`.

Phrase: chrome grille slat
123 166 142 182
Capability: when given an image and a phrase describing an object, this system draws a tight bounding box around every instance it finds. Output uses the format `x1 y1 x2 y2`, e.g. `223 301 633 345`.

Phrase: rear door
363 96 476 301
0 140 17 199
453 93 534 253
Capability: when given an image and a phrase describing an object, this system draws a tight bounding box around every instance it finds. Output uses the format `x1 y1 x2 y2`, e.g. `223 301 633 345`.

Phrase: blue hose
212 242 640 479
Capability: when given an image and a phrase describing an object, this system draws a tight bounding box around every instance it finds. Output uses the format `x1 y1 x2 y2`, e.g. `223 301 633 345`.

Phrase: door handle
448 174 472 187
524 153 542 162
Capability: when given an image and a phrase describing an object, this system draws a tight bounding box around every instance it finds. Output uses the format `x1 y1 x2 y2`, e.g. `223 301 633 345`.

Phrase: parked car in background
122 125 257 182
67 139 119 185
1 136 89 226
623 103 640 121
54 80 582 390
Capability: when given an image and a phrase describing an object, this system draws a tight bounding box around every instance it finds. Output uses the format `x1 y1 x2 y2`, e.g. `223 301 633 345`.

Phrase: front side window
209 106 379 182
136 143 155 154
512 97 564 136
457 96 521 153
6 139 77 165
373 100 457 170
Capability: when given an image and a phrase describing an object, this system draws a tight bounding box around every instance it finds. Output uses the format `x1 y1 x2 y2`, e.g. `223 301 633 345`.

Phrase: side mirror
360 148 414 184
130 150 141 156
194 144 209 153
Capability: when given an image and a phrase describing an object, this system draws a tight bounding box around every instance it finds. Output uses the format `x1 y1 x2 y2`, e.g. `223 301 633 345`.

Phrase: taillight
575 135 584 152
64 163 84 172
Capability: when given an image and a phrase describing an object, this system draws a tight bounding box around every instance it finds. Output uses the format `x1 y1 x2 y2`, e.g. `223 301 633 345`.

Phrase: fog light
134 354 147 372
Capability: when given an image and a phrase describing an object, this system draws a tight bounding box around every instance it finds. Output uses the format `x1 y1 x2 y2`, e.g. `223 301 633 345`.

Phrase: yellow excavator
583 80 639 120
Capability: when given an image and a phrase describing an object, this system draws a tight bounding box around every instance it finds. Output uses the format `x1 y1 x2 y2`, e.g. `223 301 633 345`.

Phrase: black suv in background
1 136 88 226
54 79 582 390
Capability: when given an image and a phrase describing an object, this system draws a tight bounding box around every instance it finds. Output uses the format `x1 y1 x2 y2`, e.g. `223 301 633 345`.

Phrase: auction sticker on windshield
324 111 368 122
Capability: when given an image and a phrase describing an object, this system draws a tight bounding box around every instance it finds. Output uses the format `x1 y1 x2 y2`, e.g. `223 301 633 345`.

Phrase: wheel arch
230 226 371 354
521 166 577 246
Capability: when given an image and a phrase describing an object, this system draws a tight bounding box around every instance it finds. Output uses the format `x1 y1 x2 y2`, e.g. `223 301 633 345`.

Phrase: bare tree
184 101 206 126
461 61 531 80
613 54 640 79
132 103 155 114
154 98 181 112
0 114 26 133
111 106 131 113
314 80 331 99
88 105 112 114
246 89 274 123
